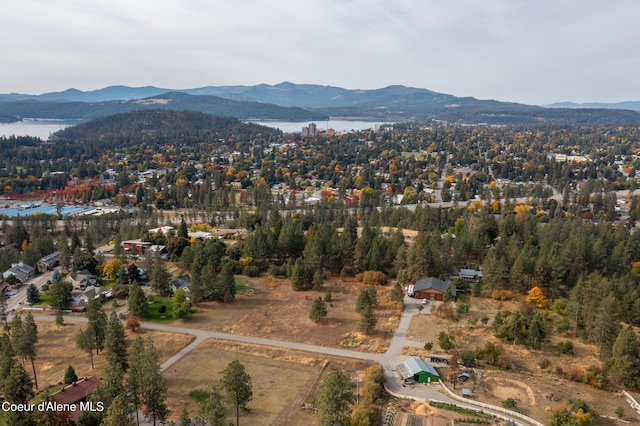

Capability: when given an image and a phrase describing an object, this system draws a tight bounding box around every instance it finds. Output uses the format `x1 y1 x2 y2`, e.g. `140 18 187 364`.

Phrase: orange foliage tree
525 286 547 308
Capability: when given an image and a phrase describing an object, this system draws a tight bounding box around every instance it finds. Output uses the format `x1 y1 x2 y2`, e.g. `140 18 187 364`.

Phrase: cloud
0 0 639 104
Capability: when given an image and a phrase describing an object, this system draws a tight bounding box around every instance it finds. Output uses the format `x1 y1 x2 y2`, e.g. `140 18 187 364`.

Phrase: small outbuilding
395 357 440 384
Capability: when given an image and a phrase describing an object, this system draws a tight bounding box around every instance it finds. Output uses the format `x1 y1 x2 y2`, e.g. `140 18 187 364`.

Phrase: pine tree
141 339 169 426
128 282 149 319
310 297 328 323
23 313 38 389
178 408 191 426
0 293 8 332
317 369 354 426
221 359 253 426
389 282 404 305
103 395 135 426
527 312 546 349
86 297 107 354
219 261 236 303
127 336 145 426
63 365 78 384
150 251 172 296
359 304 377 334
105 311 129 373
609 326 640 388
76 327 96 369
4 363 34 404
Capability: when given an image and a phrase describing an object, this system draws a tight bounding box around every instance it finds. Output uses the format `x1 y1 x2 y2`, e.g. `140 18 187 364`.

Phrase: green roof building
395 357 440 384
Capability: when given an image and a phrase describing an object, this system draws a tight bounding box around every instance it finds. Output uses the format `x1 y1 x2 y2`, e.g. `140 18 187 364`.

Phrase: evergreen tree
526 312 546 349
63 365 78 384
23 313 38 389
76 327 96 369
4 363 34 404
359 305 377 335
178 217 189 239
86 297 107 355
221 359 253 426
105 311 129 373
196 387 226 426
26 284 40 305
0 333 16 395
310 297 328 323
127 336 145 426
103 395 135 426
317 369 354 426
128 283 149 319
49 280 73 311
0 292 9 331
150 251 172 296
355 288 373 314
389 282 404 305
141 339 169 426
219 261 236 303
608 326 640 388
178 408 191 426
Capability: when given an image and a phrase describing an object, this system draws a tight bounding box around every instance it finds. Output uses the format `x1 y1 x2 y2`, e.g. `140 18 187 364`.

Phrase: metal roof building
395 357 440 384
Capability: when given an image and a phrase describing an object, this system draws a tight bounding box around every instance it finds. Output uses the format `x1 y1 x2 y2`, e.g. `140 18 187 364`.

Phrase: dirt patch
482 376 536 407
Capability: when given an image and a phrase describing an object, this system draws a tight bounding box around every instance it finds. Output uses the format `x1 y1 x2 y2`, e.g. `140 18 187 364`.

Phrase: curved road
30 294 537 425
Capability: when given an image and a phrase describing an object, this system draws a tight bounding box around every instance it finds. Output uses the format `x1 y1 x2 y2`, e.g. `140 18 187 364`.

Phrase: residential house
37 251 61 271
407 277 456 302
121 239 152 254
171 277 191 298
3 262 35 284
459 268 483 282
70 285 108 312
53 376 102 423
68 270 96 289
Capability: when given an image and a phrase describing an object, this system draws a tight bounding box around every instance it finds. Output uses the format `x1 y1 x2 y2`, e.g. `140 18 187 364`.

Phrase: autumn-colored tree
526 286 547 308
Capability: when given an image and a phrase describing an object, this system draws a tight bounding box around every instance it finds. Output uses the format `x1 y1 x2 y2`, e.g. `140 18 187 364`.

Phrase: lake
0 119 76 139
0 118 391 139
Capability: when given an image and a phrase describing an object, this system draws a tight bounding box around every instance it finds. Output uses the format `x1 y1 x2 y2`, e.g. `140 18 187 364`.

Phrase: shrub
457 302 470 314
539 358 551 369
125 316 140 332
242 264 261 277
424 342 433 351
461 350 476 367
556 340 574 354
358 271 388 286
501 398 517 410
556 317 570 334
438 331 455 351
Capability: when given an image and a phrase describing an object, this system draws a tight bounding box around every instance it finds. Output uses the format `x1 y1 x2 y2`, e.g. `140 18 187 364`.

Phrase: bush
438 331 454 351
556 317 570 334
556 340 574 354
242 265 261 277
424 342 433 351
357 271 388 286
125 316 140 332
502 398 517 410
461 350 476 367
457 302 470 314
539 358 551 369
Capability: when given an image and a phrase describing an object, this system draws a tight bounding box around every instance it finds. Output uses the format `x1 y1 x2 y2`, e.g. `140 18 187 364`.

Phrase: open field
163 338 374 425
30 320 194 392
404 297 640 425
180 275 399 352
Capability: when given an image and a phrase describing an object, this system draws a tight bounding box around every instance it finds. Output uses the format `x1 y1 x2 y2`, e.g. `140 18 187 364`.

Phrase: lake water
0 118 390 139
0 119 76 139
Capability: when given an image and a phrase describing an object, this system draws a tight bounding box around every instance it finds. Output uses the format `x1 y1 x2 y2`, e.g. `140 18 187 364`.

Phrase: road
28 294 538 425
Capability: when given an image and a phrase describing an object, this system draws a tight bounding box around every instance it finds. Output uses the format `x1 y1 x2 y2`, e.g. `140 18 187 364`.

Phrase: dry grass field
184 275 399 352
163 339 374 425
32 320 194 392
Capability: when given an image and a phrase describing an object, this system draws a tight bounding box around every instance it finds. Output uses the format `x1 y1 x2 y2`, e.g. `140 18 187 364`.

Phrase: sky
1 0 639 105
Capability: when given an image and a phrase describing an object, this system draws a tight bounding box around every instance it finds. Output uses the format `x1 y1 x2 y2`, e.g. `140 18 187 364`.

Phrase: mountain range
1 82 640 125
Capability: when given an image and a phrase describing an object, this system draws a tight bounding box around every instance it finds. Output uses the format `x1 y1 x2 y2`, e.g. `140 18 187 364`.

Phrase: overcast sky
1 0 639 105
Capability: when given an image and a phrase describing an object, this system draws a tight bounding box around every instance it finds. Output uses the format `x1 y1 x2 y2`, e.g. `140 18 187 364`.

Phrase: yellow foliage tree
526 286 547 308
103 258 123 280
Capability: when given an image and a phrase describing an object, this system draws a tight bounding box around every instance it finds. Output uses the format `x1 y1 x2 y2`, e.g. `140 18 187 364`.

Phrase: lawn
147 296 175 322
234 278 253 292
34 292 52 307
